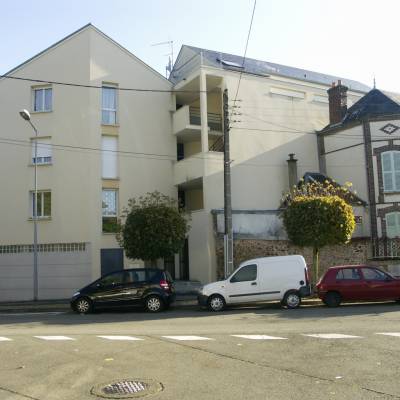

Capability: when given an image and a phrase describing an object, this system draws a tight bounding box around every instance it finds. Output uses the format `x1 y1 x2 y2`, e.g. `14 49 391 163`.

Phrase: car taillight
160 279 169 290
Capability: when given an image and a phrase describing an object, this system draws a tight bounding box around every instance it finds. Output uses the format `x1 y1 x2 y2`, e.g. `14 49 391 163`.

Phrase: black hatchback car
70 268 175 313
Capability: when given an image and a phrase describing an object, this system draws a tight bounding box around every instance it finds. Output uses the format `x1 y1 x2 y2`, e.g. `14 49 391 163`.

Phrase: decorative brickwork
215 238 371 279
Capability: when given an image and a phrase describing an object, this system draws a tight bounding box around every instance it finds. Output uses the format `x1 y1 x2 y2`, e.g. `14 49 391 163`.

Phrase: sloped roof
171 45 370 93
342 89 400 124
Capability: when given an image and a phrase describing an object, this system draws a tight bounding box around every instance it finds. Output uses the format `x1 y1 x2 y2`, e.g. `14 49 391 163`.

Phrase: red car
316 265 400 307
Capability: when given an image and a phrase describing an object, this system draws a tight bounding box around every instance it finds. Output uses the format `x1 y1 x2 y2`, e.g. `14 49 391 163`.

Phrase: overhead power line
0 75 207 94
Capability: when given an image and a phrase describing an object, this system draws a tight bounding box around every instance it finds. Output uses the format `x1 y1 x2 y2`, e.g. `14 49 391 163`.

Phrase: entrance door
101 248 124 276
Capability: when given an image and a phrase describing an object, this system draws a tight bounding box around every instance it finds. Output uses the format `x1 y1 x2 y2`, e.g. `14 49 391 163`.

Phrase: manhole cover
91 379 163 399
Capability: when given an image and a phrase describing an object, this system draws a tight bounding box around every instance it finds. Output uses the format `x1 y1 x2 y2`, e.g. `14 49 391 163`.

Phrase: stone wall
215 237 372 279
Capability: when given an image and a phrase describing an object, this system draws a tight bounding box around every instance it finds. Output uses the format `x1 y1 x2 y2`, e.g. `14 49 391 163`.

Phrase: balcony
372 238 400 259
174 151 224 186
173 105 223 141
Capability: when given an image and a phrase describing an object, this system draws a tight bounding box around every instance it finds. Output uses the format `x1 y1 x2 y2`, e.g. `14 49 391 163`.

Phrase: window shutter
101 136 118 178
32 138 52 164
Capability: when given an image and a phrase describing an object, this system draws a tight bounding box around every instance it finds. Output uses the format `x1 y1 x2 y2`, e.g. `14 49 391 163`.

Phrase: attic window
217 58 244 68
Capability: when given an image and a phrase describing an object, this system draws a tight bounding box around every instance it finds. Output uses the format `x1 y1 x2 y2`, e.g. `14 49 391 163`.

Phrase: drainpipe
287 153 298 190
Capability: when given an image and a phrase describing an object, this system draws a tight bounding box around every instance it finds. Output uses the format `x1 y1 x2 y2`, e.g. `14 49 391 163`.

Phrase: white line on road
0 337 12 341
303 334 362 339
376 332 400 337
97 336 144 341
162 335 214 341
34 336 75 341
231 335 287 340
0 312 67 317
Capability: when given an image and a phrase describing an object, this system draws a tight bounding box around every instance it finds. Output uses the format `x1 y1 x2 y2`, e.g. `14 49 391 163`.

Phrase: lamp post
19 109 39 301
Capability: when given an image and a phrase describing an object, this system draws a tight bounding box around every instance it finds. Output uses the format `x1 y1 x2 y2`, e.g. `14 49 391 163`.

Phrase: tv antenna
152 40 174 78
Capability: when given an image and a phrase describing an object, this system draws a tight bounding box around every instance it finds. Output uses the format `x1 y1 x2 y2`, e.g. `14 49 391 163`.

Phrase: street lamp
19 109 39 301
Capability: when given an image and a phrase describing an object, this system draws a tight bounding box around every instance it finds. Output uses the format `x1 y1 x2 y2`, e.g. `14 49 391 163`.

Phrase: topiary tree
117 191 190 266
281 182 356 285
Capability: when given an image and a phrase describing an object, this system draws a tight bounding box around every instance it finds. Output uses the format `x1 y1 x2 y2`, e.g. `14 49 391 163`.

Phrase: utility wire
0 75 207 94
230 0 257 117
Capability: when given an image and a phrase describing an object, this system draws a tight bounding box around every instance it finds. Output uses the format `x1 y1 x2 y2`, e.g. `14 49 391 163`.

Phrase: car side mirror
385 276 393 282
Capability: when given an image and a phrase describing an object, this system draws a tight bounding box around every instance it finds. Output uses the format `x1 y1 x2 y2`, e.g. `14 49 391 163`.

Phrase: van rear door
227 264 260 304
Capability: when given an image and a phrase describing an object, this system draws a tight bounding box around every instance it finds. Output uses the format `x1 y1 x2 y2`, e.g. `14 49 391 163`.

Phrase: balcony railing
189 107 223 132
372 238 400 259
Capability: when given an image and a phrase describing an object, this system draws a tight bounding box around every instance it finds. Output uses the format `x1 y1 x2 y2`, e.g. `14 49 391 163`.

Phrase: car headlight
72 291 80 297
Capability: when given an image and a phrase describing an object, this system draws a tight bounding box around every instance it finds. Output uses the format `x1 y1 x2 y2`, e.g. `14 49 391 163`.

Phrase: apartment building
0 24 176 301
170 46 370 282
0 24 373 301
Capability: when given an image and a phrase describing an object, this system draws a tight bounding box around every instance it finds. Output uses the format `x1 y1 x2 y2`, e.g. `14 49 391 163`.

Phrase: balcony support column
200 69 209 153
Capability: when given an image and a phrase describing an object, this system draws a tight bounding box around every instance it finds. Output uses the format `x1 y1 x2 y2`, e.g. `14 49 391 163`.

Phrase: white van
198 255 310 311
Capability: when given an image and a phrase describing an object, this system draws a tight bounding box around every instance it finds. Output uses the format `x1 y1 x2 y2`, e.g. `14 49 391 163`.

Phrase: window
230 264 257 283
124 270 147 283
33 87 52 112
98 271 124 287
362 268 388 281
336 268 360 280
101 136 118 178
102 189 118 233
30 191 51 218
102 85 117 124
382 151 400 192
31 138 52 165
385 212 400 238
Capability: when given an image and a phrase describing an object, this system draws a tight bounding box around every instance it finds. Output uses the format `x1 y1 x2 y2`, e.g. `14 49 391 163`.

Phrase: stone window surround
373 140 400 203
377 203 400 237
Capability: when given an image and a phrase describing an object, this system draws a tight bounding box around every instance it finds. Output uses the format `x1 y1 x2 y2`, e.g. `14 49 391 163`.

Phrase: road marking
0 337 12 341
231 335 287 340
97 335 144 341
162 335 213 341
376 332 400 337
303 334 362 339
34 336 75 341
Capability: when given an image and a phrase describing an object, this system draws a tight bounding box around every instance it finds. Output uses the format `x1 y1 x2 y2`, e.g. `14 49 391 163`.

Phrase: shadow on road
0 300 399 326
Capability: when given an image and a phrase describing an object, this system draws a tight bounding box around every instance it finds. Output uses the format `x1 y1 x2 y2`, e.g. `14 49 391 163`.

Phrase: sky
1 0 400 92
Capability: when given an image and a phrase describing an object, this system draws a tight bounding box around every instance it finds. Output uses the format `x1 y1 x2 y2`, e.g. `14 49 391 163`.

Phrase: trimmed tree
117 191 190 266
281 182 356 285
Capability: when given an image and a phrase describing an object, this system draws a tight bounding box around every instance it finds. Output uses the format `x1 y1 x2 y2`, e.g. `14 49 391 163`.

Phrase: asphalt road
0 301 400 400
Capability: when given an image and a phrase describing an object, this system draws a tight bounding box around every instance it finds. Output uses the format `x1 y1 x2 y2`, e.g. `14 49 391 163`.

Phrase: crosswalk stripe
0 336 12 341
303 334 362 339
97 335 144 341
376 332 400 337
34 336 75 341
231 335 287 340
162 335 213 341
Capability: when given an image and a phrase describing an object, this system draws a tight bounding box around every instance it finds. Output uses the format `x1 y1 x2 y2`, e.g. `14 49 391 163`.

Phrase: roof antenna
152 40 174 78
373 75 376 89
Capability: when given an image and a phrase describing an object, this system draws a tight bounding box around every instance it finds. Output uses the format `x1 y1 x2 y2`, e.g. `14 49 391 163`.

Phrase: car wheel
74 297 92 314
282 291 301 309
145 295 164 313
324 291 341 307
207 294 225 312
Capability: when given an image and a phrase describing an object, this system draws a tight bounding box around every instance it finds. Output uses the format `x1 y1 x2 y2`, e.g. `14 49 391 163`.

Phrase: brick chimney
327 80 348 125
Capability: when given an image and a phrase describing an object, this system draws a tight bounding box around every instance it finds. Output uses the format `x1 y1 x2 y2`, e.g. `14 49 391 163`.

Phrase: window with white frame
102 189 118 233
382 151 400 192
101 136 118 179
30 191 51 218
33 87 52 112
31 138 52 165
102 85 117 124
386 212 400 238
